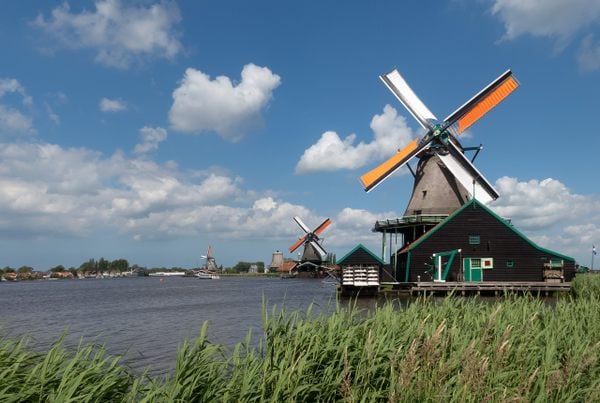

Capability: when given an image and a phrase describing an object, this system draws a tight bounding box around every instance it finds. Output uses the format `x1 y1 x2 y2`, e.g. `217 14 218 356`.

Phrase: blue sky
0 0 598 269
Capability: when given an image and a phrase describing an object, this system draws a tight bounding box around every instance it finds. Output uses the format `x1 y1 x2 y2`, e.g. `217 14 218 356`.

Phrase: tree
232 261 265 273
110 259 129 272
97 258 109 273
17 266 34 273
79 259 97 272
50 265 66 273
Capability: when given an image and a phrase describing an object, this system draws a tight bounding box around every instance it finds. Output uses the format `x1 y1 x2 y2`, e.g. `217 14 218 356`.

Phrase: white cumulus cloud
32 0 182 69
0 78 34 134
491 0 600 70
0 139 396 255
100 97 127 112
490 176 600 263
296 105 414 173
578 34 600 72
133 126 167 154
169 64 282 141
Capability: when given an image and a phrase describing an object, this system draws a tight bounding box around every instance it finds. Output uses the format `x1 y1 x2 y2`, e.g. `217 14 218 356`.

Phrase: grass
2 276 600 401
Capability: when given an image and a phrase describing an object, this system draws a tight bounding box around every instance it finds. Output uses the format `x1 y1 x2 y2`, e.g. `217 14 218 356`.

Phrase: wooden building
392 199 575 283
338 244 385 296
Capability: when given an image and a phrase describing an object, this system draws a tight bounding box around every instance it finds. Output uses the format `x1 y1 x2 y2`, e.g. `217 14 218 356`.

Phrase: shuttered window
468 235 480 245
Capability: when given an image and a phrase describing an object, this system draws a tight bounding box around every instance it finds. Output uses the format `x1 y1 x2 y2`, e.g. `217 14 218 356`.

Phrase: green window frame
471 258 481 268
506 259 515 268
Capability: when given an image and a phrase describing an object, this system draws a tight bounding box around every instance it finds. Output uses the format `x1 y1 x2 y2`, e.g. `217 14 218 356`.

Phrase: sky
0 0 599 270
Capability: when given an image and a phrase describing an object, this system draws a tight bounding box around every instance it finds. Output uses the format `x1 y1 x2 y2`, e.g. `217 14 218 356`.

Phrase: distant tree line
224 261 265 273
1 258 272 279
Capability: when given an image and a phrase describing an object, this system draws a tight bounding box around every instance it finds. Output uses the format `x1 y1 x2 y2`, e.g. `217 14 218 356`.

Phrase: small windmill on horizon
201 245 219 272
289 216 332 267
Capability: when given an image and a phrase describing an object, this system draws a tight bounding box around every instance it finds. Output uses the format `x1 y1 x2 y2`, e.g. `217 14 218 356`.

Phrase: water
0 276 337 375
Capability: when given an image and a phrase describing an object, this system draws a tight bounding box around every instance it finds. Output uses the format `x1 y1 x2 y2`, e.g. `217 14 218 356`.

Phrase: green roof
403 198 575 262
337 243 384 265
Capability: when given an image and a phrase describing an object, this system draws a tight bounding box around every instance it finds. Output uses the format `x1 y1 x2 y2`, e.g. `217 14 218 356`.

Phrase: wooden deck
379 281 571 296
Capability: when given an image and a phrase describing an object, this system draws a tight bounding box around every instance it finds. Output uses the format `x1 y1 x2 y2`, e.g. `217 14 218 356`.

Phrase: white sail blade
437 142 499 204
293 216 310 234
380 69 437 130
310 240 327 258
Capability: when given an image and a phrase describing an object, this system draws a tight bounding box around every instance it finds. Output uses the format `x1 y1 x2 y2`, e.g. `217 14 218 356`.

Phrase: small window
469 235 480 245
506 260 515 268
471 258 481 268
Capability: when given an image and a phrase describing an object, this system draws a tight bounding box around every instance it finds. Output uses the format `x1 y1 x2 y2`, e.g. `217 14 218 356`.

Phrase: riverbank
2 274 600 401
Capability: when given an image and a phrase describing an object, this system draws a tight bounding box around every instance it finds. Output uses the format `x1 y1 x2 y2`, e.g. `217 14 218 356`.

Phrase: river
0 276 338 375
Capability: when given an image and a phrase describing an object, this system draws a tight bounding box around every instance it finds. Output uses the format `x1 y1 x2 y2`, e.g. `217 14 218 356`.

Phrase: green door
463 258 482 282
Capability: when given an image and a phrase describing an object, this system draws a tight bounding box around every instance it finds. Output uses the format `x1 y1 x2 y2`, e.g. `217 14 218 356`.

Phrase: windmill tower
289 216 332 267
360 68 519 250
201 246 219 272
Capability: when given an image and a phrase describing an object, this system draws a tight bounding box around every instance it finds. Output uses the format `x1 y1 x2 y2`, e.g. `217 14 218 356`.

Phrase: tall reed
2 283 600 401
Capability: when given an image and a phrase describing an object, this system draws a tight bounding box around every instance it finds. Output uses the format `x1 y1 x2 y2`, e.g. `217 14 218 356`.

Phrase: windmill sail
437 141 499 204
360 67 518 209
380 69 437 130
444 70 519 135
360 138 429 193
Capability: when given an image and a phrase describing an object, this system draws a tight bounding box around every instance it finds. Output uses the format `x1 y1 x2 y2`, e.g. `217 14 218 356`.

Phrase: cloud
32 0 182 69
577 34 600 72
0 78 34 134
490 176 600 263
169 63 282 141
0 141 246 238
99 97 127 112
0 79 33 105
492 0 599 42
133 126 167 154
0 139 398 261
490 0 600 69
45 102 60 125
296 105 414 173
327 207 396 249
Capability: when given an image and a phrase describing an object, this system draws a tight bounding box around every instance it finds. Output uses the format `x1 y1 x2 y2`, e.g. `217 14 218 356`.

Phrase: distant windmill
201 246 219 272
289 216 332 265
360 68 519 216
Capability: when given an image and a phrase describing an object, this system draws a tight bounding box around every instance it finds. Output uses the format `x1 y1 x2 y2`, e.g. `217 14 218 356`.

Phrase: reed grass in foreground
2 283 600 402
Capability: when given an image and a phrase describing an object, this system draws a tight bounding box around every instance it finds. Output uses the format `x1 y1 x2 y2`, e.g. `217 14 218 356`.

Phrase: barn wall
394 203 575 282
339 246 389 281
339 248 380 266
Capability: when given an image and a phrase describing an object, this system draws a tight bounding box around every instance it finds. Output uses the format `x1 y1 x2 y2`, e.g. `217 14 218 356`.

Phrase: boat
195 270 220 280
148 271 186 277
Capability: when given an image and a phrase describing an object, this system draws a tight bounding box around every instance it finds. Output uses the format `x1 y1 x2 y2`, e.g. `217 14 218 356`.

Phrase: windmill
360 68 519 257
289 216 332 266
201 245 219 272
360 69 519 217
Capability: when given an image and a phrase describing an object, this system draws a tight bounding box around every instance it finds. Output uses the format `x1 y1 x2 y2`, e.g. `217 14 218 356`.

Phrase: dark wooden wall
339 246 391 281
394 203 575 282
339 247 381 266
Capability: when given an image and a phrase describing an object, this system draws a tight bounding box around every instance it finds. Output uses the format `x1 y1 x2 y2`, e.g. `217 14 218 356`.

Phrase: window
469 234 480 245
471 258 481 268
482 258 494 269
506 260 515 268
